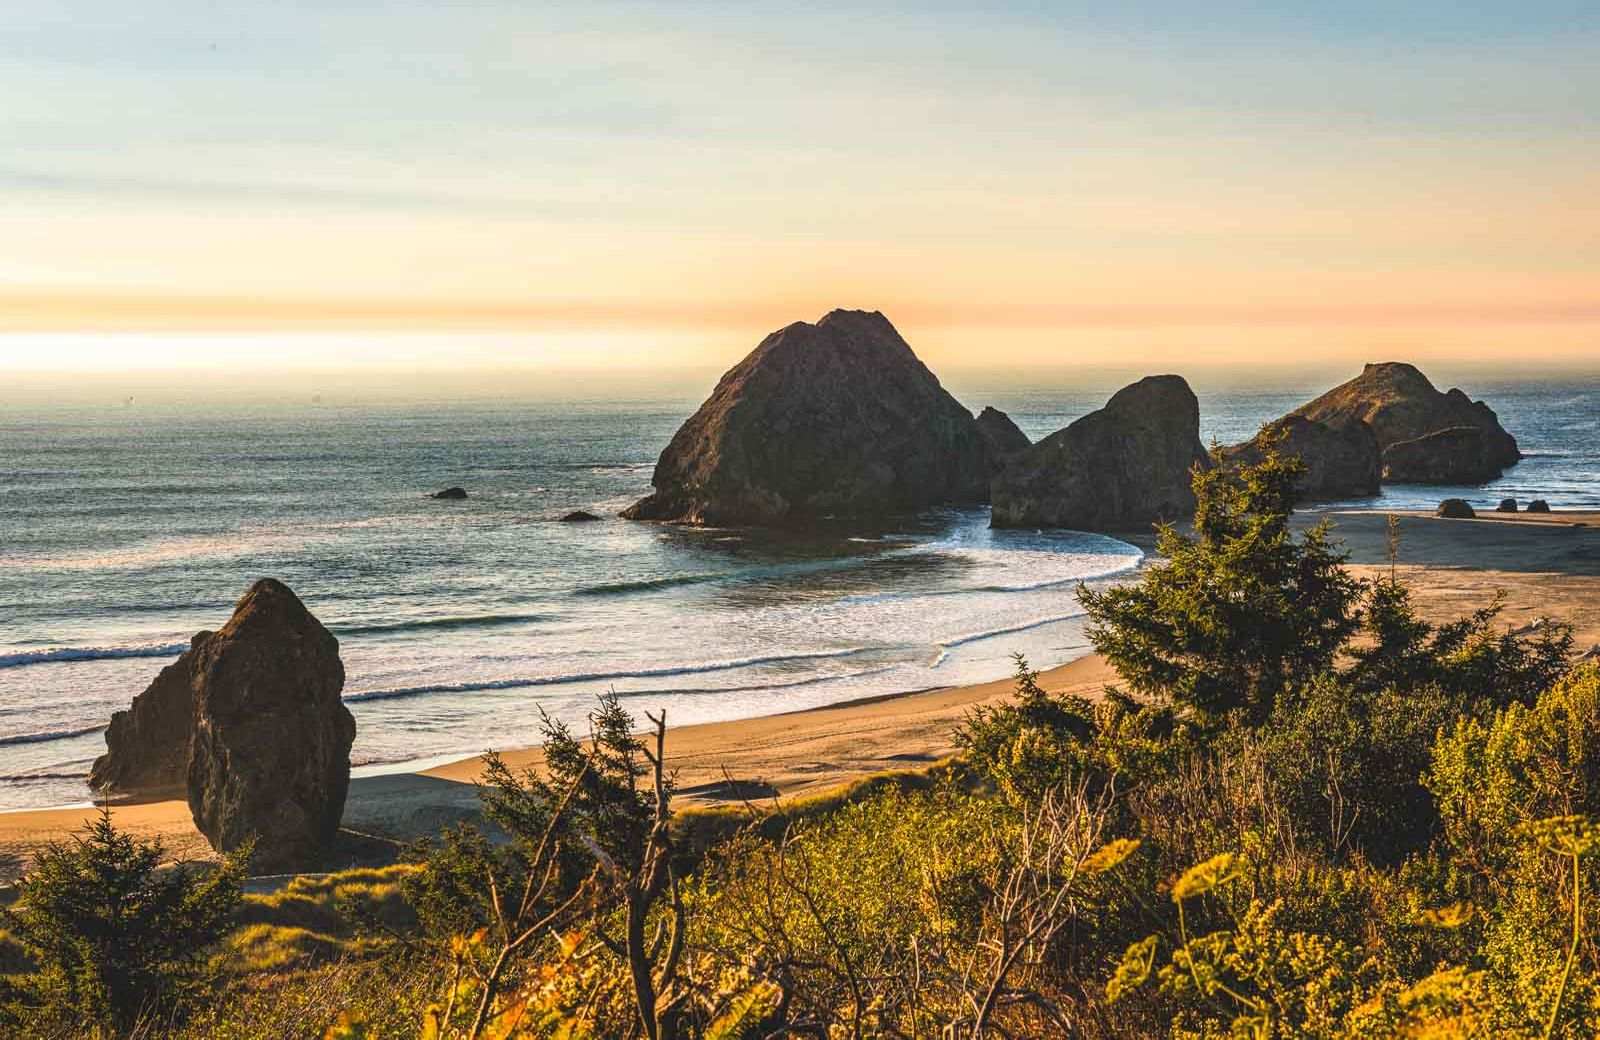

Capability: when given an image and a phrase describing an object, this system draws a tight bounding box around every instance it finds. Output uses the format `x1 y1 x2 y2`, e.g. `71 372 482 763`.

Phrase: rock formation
1496 498 1519 513
991 376 1210 531
1528 499 1552 513
1294 363 1519 484
186 579 354 872
622 310 989 525
89 632 211 794
975 406 1031 474
1436 499 1476 519
559 510 601 522
1221 414 1380 500
432 487 468 500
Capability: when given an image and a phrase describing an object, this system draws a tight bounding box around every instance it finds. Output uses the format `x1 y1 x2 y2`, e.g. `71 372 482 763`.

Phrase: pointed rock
975 406 1031 473
186 579 354 872
89 632 211 795
991 375 1210 531
623 310 989 525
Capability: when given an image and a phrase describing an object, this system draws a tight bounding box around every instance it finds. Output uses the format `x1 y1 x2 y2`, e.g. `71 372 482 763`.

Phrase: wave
0 771 91 782
0 725 106 747
0 642 187 671
343 646 875 704
574 573 723 597
937 610 1090 654
334 612 548 636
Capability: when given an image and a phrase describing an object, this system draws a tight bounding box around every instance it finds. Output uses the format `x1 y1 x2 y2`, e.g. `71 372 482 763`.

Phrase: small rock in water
559 510 601 523
432 487 468 500
1436 498 1476 519
1496 498 1518 513
1527 499 1552 513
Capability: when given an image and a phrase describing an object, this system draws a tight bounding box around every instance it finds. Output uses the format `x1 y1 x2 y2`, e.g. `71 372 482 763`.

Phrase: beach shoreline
4 508 1599 880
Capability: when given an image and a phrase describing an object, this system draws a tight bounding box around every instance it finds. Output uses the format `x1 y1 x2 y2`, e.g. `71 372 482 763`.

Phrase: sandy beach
4 507 1598 879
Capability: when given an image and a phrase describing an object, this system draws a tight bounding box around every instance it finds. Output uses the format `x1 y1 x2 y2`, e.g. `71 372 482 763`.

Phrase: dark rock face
623 310 989 526
1221 414 1380 501
187 579 354 873
89 632 212 794
560 510 601 523
1496 498 1519 513
1528 499 1552 513
1294 362 1519 484
1436 498 1476 519
991 375 1210 531
432 487 468 500
975 406 1031 473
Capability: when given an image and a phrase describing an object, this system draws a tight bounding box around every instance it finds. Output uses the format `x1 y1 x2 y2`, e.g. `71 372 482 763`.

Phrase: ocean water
2 373 1595 810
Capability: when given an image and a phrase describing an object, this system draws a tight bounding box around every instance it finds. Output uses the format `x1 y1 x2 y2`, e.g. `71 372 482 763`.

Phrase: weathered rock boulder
623 310 989 525
1528 499 1552 513
89 632 211 794
1436 499 1476 519
1294 362 1519 484
991 376 1210 531
1221 414 1380 500
431 487 468 500
187 579 354 872
1496 498 1519 513
975 406 1031 474
559 510 601 523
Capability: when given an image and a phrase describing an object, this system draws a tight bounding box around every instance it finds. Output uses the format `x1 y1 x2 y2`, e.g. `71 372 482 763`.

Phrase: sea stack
186 579 354 872
975 406 1031 474
1220 414 1380 501
89 632 211 794
991 375 1210 531
1294 363 1519 484
622 310 989 525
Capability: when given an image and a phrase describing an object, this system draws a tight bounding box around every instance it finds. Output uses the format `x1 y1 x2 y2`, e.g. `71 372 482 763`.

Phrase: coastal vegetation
4 446 1596 1038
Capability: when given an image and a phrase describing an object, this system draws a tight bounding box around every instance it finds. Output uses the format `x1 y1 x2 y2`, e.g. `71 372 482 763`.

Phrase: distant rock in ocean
89 632 210 794
560 510 602 522
185 579 354 872
975 406 1031 474
991 375 1210 531
431 487 468 500
1221 414 1380 501
623 310 989 526
1294 362 1519 484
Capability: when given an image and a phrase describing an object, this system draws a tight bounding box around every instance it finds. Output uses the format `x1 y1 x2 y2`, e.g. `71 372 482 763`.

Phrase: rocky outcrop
559 510 601 523
1528 499 1552 513
1496 498 1519 513
991 376 1210 531
187 579 354 872
1294 363 1519 484
431 487 468 500
623 310 989 525
89 632 211 794
975 407 1031 474
1436 499 1476 519
1221 414 1380 501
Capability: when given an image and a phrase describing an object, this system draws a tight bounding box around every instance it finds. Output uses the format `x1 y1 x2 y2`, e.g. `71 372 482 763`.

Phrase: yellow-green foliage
225 924 347 973
226 863 420 972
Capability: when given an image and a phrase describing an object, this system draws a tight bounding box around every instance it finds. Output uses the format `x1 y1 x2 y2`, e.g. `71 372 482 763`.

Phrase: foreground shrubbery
4 445 1599 1037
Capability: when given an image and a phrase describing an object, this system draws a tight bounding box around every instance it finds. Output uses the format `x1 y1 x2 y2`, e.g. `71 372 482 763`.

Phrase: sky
2 1 1597 376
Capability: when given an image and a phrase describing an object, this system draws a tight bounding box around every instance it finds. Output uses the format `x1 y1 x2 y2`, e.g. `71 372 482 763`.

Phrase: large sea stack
991 375 1210 531
186 579 354 872
975 406 1031 473
1294 362 1519 484
622 310 989 526
1220 414 1381 501
89 632 211 794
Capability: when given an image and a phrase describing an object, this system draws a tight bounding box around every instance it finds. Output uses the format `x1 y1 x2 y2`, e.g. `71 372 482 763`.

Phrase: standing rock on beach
89 632 211 794
187 579 354 872
975 406 1032 474
1294 362 1519 484
991 375 1210 531
622 309 989 526
1220 414 1380 501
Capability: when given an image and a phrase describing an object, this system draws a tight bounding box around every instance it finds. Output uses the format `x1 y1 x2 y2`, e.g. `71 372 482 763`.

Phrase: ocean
3 372 1596 810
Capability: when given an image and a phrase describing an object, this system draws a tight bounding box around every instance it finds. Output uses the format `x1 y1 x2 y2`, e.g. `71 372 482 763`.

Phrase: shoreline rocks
991 375 1209 531
1294 362 1519 484
1436 499 1476 519
623 310 989 526
1528 499 1552 513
